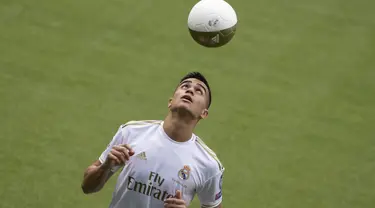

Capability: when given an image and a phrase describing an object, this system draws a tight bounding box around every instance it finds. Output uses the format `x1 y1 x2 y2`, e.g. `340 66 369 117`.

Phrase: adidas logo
136 151 147 160
212 34 219 43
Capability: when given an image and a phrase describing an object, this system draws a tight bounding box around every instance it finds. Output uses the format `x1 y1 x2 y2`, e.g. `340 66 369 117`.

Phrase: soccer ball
187 0 238 48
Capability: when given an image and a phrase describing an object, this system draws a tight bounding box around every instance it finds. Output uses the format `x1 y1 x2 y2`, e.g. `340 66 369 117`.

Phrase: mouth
181 95 193 103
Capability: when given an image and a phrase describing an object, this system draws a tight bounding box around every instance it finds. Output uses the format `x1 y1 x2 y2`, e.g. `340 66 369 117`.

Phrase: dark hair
179 72 212 108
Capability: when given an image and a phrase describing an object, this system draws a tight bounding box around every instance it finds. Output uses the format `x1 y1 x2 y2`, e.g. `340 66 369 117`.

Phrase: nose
185 88 194 96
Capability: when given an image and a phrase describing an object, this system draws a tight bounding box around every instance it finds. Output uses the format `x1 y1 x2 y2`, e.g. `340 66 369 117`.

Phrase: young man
81 72 224 208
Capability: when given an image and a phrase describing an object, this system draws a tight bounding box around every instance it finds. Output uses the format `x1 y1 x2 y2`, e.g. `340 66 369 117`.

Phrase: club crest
178 165 191 180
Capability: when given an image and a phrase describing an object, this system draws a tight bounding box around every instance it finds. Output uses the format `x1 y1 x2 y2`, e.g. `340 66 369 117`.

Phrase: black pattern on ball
189 24 237 48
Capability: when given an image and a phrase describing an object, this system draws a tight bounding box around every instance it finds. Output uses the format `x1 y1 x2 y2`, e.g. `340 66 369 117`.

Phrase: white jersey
99 120 224 208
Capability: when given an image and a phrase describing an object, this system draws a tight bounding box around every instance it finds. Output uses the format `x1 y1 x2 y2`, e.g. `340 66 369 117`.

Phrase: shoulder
118 120 162 137
194 136 225 175
121 120 162 127
120 120 162 130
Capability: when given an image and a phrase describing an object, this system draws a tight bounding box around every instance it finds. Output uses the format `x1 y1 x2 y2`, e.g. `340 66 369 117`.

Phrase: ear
199 109 209 119
168 98 173 108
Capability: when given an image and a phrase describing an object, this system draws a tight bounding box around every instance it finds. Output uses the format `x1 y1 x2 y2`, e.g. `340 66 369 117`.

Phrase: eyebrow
180 80 192 85
180 80 207 94
197 83 207 94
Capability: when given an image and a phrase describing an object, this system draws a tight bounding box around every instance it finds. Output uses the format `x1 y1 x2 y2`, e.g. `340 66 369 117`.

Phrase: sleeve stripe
121 120 162 128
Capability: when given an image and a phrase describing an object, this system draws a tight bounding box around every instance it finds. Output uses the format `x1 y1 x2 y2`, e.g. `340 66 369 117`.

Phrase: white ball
187 0 238 47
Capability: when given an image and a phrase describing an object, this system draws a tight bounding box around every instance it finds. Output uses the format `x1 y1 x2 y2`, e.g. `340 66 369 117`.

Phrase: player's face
168 78 209 119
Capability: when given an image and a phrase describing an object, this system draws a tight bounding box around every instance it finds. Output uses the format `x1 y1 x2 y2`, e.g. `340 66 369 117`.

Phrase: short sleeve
98 125 130 172
197 171 224 208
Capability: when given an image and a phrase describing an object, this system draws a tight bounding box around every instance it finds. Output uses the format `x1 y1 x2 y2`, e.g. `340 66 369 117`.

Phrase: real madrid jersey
98 120 224 208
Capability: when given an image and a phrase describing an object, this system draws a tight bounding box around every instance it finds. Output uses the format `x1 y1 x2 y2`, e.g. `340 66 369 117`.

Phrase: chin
171 104 195 117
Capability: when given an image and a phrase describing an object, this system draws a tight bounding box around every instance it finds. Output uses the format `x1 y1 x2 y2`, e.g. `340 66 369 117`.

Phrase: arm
81 160 114 194
81 125 133 194
197 171 224 208
81 143 134 194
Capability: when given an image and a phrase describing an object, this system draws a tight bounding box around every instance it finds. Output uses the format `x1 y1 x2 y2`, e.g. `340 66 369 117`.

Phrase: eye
181 84 188 89
196 89 203 95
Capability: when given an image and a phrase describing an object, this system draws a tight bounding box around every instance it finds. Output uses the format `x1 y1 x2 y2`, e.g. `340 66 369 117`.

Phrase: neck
163 110 198 142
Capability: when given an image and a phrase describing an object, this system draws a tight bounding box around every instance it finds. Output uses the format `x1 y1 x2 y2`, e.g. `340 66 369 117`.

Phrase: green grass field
1 0 375 207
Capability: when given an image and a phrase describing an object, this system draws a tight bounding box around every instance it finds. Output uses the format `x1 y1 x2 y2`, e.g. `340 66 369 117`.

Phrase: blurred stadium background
1 0 374 207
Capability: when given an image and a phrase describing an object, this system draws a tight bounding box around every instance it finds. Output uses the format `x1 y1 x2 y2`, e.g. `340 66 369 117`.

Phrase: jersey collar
158 121 195 145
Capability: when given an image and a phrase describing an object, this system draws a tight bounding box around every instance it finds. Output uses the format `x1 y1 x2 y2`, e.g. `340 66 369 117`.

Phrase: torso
102 121 220 208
